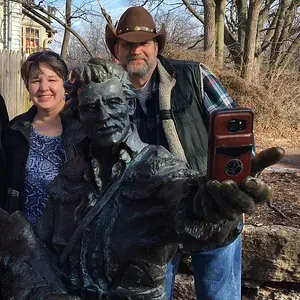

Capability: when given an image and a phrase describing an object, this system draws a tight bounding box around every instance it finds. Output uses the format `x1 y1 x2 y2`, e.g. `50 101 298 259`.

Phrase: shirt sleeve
200 64 256 156
201 64 236 115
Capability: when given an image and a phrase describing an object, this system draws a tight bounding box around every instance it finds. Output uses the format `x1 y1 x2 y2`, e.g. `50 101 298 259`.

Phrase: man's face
78 78 135 148
114 39 158 79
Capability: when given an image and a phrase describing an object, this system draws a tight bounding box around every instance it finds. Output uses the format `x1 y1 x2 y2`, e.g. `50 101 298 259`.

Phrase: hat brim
105 24 166 58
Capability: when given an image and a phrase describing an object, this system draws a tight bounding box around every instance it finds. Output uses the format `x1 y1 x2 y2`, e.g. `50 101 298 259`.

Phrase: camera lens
227 119 239 132
227 119 246 132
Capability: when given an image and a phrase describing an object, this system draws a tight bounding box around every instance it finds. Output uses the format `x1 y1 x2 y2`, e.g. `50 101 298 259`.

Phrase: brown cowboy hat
105 6 166 58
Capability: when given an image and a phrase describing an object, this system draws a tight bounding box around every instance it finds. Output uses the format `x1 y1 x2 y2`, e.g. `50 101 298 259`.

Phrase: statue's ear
128 98 136 116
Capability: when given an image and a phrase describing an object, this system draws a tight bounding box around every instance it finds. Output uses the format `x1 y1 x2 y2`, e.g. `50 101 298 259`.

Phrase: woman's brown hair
21 50 68 88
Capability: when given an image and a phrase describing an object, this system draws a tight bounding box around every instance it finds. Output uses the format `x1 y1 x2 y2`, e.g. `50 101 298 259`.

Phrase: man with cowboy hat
105 6 284 300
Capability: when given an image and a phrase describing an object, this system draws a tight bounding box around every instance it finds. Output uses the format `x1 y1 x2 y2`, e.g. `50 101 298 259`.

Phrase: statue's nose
97 102 110 121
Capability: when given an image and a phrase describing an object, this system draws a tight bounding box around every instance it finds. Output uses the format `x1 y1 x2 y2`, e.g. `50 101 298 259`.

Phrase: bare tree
125 0 300 81
215 0 226 64
61 0 72 60
155 9 203 51
12 0 104 57
266 0 299 78
67 16 109 67
236 0 247 62
203 0 216 58
241 0 264 80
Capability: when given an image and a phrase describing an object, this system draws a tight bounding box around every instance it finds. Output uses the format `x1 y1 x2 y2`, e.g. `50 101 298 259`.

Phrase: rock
173 274 196 300
174 224 300 299
242 225 300 283
242 287 300 300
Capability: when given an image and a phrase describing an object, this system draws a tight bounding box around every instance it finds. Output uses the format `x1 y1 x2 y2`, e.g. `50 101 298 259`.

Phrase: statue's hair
65 58 136 104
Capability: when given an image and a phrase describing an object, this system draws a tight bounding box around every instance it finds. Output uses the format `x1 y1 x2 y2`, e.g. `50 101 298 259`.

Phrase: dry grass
165 49 300 148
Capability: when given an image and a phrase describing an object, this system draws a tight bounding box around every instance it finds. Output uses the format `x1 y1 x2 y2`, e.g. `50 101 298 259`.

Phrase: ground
240 142 300 299
246 144 300 229
173 143 300 300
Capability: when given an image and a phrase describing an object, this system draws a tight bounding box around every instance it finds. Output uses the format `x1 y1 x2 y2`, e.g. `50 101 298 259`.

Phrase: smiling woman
3 50 85 226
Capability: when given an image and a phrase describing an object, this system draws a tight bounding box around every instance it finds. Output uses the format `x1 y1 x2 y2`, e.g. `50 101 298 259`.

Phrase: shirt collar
87 125 148 191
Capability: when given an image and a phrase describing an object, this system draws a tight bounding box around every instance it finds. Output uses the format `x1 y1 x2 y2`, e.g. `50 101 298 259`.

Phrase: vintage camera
207 108 254 184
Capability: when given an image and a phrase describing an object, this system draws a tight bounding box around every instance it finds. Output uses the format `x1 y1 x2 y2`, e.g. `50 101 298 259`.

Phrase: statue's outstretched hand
194 147 285 223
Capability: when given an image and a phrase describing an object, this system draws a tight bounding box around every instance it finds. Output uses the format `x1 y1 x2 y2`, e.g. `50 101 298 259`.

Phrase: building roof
22 6 56 37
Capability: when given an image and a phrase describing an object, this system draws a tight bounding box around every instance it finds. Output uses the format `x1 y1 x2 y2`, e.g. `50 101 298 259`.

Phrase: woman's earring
64 93 70 101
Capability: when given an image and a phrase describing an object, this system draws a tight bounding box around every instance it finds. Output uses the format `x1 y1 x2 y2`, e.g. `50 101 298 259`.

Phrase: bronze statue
0 59 277 300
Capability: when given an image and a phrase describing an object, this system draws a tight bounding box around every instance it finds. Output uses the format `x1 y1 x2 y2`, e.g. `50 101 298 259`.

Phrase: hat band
117 26 156 35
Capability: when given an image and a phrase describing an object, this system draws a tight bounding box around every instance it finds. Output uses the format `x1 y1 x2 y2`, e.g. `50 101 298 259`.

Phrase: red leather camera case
207 108 254 184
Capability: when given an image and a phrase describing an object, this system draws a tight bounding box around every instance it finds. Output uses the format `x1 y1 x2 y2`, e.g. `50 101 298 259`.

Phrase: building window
22 27 40 54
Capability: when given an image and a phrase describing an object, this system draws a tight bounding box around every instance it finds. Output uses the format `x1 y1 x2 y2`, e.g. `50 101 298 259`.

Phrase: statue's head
67 58 136 149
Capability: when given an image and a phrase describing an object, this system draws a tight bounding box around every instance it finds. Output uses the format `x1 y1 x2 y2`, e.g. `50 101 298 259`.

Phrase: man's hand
195 147 285 223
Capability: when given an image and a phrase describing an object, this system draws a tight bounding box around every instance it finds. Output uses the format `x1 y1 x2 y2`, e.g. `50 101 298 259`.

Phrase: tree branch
181 0 204 23
12 0 93 57
187 36 204 49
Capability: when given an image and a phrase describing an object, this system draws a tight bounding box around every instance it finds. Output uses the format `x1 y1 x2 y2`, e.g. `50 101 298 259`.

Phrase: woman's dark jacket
0 94 9 205
4 104 85 213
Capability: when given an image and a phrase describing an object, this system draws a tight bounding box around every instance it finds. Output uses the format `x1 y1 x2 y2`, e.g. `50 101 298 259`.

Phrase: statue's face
78 78 135 148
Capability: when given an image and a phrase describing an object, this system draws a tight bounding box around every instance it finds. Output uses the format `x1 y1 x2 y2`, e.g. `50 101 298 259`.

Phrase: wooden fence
0 49 26 119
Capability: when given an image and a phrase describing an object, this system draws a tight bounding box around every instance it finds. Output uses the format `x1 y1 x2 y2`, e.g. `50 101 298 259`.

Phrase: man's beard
125 56 156 77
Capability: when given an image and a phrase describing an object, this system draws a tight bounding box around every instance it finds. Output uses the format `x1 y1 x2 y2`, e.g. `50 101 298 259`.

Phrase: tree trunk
236 0 247 64
61 0 72 61
269 0 288 62
268 0 294 77
273 32 300 81
204 0 216 59
215 0 226 64
183 0 241 66
256 0 278 56
241 0 264 81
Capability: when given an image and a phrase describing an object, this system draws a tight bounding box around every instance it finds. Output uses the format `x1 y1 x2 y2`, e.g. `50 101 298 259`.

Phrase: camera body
207 108 254 184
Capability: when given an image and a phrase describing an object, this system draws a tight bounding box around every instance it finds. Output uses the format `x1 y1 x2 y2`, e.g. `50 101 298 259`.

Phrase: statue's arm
154 174 239 248
0 208 79 299
174 192 240 247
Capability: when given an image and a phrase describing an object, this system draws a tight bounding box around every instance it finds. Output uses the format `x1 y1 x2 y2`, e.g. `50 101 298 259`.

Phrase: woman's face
28 62 65 113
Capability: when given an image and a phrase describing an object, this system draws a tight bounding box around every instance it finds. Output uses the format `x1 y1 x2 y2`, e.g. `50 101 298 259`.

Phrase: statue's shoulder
48 155 92 203
141 145 188 175
122 145 195 199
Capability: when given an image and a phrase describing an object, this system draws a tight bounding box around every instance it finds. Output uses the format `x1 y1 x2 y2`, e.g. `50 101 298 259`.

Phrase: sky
50 0 127 52
101 0 127 19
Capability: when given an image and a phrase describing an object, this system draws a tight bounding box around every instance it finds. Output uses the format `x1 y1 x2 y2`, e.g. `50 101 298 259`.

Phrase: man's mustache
125 55 146 62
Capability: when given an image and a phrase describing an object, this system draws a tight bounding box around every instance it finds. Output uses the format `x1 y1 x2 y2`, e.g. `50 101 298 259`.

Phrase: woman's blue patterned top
24 126 66 224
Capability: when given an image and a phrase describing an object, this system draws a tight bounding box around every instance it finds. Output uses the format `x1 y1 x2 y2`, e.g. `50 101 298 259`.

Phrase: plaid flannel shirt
201 65 255 156
131 65 236 142
131 71 169 148
201 64 236 114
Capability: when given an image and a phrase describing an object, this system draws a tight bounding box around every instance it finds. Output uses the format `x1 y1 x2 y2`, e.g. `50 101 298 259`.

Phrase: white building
0 0 55 54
